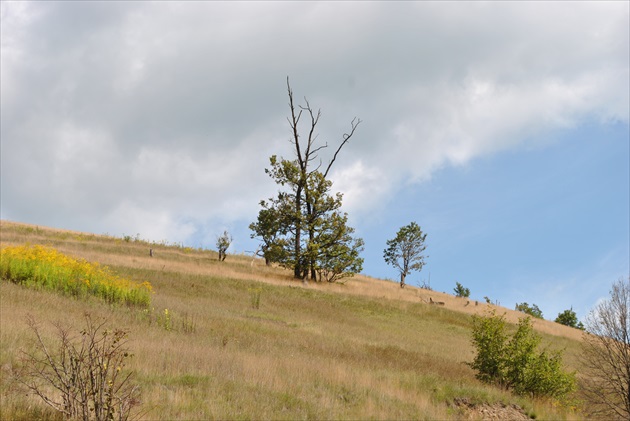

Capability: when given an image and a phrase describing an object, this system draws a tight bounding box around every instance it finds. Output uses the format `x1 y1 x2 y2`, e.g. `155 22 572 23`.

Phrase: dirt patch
453 397 531 420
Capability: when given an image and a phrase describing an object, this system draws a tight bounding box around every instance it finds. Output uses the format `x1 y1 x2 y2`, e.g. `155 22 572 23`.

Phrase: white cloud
103 201 196 244
332 160 392 217
1 1 627 246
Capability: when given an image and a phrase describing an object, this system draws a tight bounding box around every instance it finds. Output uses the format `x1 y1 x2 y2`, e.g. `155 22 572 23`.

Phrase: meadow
0 220 585 420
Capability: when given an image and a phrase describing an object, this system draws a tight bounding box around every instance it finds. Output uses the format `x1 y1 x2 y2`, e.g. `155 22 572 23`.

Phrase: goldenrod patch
0 244 152 307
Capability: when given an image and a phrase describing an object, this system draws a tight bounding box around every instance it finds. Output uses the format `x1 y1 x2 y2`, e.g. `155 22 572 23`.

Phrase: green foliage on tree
469 310 576 400
216 230 232 261
250 79 363 282
249 206 289 266
515 302 544 319
254 158 364 282
383 222 427 288
554 308 584 330
454 282 470 298
311 209 365 283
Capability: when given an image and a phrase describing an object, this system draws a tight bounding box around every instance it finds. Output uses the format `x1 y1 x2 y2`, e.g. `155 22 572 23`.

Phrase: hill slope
1 220 583 420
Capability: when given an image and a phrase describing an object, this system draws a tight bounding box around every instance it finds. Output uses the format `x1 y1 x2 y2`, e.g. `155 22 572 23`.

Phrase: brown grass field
0 220 587 420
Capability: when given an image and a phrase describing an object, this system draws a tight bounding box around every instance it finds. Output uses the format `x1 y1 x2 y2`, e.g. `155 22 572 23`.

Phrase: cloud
1 1 627 245
332 160 393 217
103 201 196 244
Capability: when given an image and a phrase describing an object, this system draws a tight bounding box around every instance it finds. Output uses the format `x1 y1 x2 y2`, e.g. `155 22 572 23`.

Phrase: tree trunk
400 272 406 288
293 184 303 279
293 258 302 278
309 229 317 281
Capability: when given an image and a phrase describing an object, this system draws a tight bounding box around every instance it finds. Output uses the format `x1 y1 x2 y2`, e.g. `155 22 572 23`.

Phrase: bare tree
581 277 630 420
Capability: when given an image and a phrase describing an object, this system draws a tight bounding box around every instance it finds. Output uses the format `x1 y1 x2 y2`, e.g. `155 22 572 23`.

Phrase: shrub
418 280 433 291
555 308 584 330
216 231 232 261
16 313 141 421
515 302 544 319
469 310 576 399
453 282 470 298
469 310 508 386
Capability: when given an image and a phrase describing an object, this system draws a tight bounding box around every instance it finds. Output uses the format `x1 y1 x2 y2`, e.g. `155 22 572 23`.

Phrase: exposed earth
453 397 531 420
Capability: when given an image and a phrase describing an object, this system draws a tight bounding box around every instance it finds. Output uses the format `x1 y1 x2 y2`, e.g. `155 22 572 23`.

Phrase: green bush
453 282 470 298
469 310 508 386
515 302 544 319
555 308 584 330
469 310 576 399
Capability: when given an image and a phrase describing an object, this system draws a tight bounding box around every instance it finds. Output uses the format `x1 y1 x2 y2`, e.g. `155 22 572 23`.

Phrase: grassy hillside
0 220 584 420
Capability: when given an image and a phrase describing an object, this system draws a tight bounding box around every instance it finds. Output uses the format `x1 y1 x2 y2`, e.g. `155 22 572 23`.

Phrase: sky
1 1 628 322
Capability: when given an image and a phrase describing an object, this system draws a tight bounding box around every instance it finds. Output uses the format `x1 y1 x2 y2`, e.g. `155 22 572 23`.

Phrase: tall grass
0 244 152 307
0 221 585 420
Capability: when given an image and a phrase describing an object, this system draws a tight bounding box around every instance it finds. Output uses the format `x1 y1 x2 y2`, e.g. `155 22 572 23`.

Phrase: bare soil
453 397 531 420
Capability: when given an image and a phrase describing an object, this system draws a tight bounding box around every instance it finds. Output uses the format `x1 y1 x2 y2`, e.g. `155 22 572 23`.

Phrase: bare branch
581 277 630 419
324 117 361 178
16 314 141 420
300 98 322 172
287 77 305 170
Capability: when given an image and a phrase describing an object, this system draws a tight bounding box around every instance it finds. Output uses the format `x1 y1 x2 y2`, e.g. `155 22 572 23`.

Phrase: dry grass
0 220 585 420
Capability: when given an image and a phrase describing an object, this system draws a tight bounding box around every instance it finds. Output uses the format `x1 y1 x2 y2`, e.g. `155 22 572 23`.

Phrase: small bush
216 231 232 261
555 308 584 330
418 280 433 291
469 310 576 400
469 310 508 386
453 282 470 298
15 313 141 421
515 302 544 319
